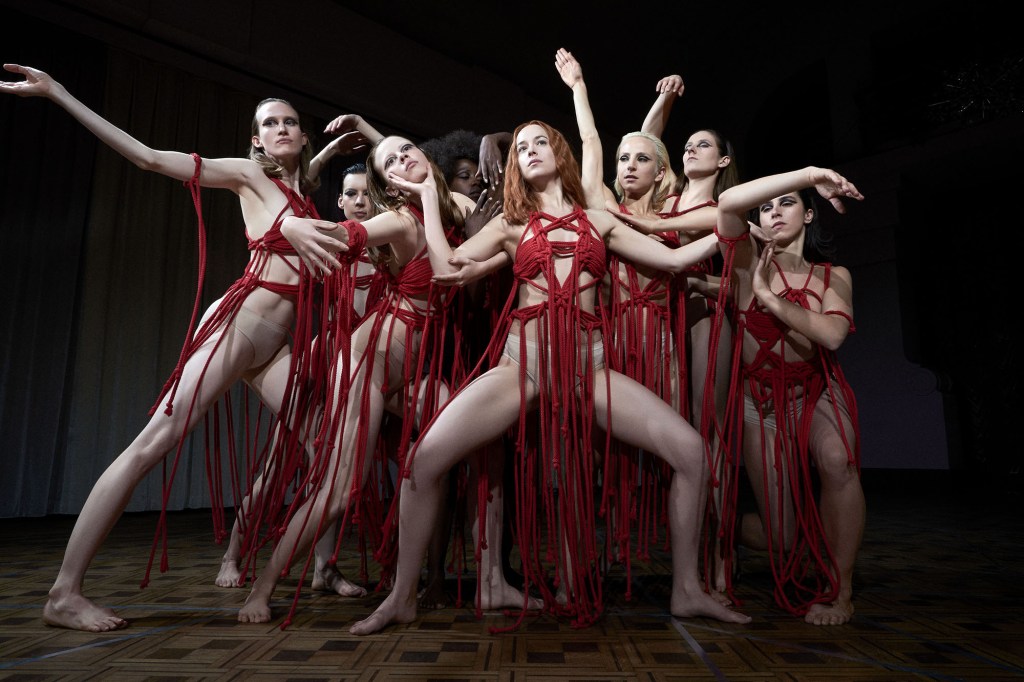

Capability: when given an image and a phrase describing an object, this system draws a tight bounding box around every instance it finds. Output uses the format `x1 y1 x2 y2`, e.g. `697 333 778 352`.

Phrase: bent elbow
820 332 847 352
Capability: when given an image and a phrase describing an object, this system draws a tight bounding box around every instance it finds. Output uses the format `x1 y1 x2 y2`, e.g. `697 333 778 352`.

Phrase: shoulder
452 191 476 212
584 207 616 236
827 263 853 290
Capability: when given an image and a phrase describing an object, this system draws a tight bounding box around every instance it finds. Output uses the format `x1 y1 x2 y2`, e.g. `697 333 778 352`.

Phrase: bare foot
350 593 417 636
671 588 751 624
238 591 272 623
417 577 450 609
804 598 854 625
43 593 128 632
215 557 244 588
312 564 367 597
479 579 543 611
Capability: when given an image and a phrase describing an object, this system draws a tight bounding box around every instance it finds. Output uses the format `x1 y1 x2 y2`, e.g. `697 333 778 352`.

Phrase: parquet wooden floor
1 471 1021 681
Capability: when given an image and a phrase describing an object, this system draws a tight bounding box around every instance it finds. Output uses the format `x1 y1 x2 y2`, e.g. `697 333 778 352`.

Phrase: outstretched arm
1 64 254 190
716 166 864 241
280 208 412 276
555 48 615 209
606 202 717 235
595 209 719 273
640 74 684 138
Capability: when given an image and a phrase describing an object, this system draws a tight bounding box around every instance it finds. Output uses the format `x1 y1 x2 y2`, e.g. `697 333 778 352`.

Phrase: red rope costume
143 156 330 587
714 231 861 615
417 207 611 630
291 204 467 622
600 200 718 572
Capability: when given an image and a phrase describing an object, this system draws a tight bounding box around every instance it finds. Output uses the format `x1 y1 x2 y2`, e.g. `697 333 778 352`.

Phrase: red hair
503 120 586 225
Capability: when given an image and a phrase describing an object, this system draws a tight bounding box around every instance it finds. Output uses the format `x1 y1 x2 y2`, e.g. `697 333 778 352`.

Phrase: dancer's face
338 173 374 221
252 101 306 160
374 137 429 184
515 124 556 182
682 130 727 179
757 193 813 241
450 158 482 202
616 136 664 196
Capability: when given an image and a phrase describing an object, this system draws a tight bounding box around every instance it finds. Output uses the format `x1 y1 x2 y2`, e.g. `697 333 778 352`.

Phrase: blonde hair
612 131 673 211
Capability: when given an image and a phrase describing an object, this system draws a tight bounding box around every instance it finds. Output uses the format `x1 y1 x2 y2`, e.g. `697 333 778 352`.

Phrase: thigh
593 368 702 473
808 389 858 478
412 362 535 483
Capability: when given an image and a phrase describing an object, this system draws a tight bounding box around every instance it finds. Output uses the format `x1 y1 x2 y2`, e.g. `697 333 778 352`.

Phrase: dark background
1 0 1021 516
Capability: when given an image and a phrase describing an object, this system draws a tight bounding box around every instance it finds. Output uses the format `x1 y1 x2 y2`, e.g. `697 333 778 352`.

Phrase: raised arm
716 166 864 240
1 64 255 190
308 130 371 180
640 74 684 138
718 166 864 350
478 131 512 187
323 113 384 147
555 48 614 209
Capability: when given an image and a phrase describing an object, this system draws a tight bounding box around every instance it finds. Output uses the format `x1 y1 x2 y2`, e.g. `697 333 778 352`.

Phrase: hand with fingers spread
465 188 502 238
605 207 662 234
280 216 349 277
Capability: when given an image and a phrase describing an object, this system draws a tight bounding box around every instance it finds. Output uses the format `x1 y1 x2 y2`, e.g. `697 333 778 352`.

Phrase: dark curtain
1 17 275 517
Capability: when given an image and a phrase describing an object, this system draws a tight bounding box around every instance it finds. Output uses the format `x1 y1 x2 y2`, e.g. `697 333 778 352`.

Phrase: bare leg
469 447 543 611
45 321 270 631
418 470 454 609
351 363 533 635
311 521 367 597
687 302 735 601
804 393 863 626
239 348 386 623
593 369 750 624
739 409 795 563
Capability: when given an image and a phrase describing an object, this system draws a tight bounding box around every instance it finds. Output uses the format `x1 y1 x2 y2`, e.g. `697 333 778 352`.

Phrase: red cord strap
338 219 368 261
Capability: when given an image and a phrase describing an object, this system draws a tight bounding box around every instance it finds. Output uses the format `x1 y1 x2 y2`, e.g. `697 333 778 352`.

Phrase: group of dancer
0 46 865 636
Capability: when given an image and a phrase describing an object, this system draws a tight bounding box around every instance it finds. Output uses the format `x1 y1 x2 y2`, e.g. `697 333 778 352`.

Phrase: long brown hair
364 136 466 267
503 120 586 225
248 98 319 195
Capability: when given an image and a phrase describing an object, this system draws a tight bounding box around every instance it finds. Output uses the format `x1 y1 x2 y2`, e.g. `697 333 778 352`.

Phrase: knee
816 450 859 488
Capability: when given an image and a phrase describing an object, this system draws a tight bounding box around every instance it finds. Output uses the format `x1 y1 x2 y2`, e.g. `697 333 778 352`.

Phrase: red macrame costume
418 207 611 630
144 156 328 587
600 200 718 570
294 204 467 613
713 232 861 615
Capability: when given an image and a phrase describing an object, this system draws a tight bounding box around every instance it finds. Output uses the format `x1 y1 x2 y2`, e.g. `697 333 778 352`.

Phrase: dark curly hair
418 129 481 183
